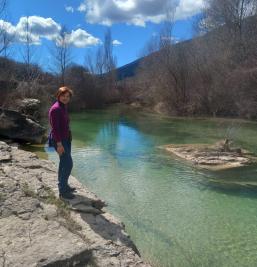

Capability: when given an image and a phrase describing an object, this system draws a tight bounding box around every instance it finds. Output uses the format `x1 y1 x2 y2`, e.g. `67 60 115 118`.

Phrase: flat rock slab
0 141 151 267
161 143 257 171
0 215 92 267
0 142 12 162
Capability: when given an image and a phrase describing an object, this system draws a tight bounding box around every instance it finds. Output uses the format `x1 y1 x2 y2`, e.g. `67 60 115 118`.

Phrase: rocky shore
0 141 151 267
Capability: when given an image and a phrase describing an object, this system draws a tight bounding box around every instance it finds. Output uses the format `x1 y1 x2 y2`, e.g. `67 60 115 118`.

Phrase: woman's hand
57 142 65 155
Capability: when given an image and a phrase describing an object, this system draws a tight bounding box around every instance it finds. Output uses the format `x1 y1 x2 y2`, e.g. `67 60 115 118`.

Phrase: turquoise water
45 106 257 267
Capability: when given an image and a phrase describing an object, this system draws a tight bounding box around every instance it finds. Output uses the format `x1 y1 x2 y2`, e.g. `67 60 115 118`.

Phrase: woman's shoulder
49 101 61 113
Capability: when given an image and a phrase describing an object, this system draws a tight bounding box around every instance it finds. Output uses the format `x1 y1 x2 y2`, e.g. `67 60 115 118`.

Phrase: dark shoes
59 191 75 200
66 185 77 193
59 185 77 199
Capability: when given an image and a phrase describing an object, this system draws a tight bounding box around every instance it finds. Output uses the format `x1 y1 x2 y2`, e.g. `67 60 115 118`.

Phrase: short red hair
56 86 73 100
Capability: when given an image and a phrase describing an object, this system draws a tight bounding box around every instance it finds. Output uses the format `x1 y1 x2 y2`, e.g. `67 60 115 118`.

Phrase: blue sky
2 0 204 71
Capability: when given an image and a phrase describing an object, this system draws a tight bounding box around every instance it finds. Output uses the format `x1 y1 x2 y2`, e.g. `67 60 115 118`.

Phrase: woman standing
48 86 76 199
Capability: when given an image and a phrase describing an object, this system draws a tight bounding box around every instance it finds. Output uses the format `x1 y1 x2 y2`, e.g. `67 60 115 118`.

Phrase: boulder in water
161 141 257 171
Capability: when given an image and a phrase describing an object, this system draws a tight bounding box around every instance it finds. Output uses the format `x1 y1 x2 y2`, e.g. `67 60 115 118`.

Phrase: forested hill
117 14 257 118
116 59 141 80
116 14 257 81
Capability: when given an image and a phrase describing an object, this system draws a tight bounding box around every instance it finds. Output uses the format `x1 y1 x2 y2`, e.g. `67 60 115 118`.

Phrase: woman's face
59 92 70 105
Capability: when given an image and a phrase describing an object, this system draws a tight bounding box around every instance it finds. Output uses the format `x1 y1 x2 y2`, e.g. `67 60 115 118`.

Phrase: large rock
0 142 151 267
17 98 41 121
5 98 42 122
0 108 46 144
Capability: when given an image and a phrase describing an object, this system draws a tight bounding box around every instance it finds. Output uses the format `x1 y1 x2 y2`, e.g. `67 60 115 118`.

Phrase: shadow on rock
65 193 141 256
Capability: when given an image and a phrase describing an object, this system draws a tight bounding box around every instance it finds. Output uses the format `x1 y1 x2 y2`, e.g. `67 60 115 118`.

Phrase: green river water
39 106 257 267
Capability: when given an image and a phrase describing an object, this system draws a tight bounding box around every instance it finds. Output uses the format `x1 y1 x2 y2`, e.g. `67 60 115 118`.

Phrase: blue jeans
54 139 73 194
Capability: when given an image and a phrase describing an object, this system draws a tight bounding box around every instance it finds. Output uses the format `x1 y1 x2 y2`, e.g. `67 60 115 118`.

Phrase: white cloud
0 16 100 48
65 5 74 13
16 16 61 42
78 3 87 12
66 29 100 47
175 0 204 20
78 0 205 26
160 35 180 44
114 0 136 11
113 39 122 46
0 16 61 45
0 20 17 43
0 20 16 36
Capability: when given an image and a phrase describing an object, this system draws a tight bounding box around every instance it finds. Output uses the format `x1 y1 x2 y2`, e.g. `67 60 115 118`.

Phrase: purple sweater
48 101 70 142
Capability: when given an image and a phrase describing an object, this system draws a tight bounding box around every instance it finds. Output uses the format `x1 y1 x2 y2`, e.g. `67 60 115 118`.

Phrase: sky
1 0 205 71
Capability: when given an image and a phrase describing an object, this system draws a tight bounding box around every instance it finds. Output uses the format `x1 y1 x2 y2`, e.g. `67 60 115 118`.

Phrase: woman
48 86 76 199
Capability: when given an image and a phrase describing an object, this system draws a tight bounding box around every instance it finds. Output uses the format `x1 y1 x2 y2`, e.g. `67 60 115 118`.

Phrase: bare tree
85 47 105 76
201 0 257 61
203 0 257 32
85 29 116 76
103 28 118 102
0 20 14 58
102 28 117 96
85 28 117 102
0 0 11 56
85 50 95 74
138 34 159 58
130 3 182 113
51 26 72 85
103 28 116 73
20 16 38 81
144 2 190 114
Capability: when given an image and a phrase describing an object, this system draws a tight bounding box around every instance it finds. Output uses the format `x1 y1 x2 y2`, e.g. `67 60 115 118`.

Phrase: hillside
116 15 257 81
116 15 257 118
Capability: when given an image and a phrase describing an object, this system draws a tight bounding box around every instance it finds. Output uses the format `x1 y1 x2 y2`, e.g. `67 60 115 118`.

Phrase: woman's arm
50 108 62 143
50 108 65 155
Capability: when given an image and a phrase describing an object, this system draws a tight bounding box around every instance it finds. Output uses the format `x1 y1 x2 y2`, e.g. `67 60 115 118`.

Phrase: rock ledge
0 141 150 267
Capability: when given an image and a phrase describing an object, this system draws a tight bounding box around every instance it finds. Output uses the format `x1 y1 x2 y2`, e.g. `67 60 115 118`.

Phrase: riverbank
124 102 257 124
0 141 151 267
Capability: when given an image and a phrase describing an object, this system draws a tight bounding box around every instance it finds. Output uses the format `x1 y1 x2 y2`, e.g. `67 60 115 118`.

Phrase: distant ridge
116 58 141 80
115 14 257 82
115 38 192 81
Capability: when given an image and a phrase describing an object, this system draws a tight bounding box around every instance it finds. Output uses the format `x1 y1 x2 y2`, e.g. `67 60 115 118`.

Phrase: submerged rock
0 141 150 267
161 141 257 191
161 141 257 171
